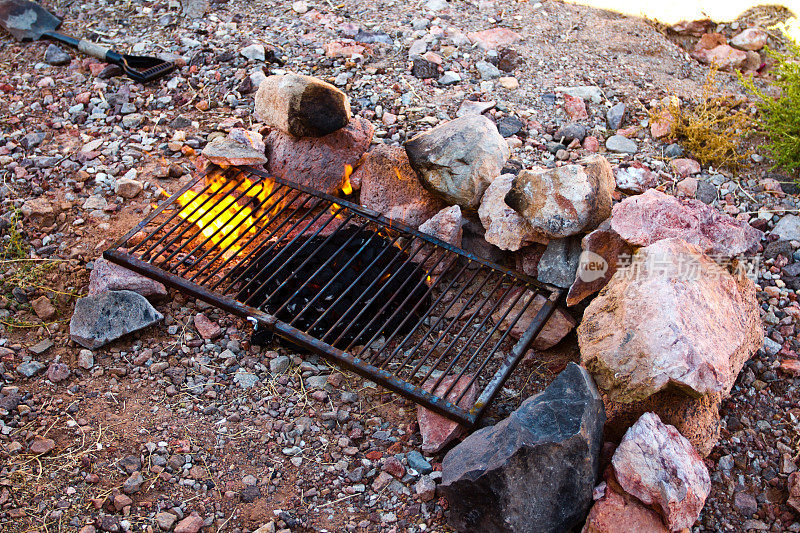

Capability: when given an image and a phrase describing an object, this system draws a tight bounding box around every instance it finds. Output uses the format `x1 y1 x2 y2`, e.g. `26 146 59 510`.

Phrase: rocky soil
0 0 798 532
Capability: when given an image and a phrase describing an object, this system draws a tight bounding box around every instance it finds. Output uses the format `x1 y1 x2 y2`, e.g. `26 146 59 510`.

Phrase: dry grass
651 66 754 169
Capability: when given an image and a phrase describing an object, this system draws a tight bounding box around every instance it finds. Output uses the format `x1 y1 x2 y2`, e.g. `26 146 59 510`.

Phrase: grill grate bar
104 165 563 426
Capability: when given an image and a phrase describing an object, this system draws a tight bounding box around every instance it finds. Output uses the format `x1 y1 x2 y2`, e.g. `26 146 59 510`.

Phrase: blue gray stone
69 290 163 349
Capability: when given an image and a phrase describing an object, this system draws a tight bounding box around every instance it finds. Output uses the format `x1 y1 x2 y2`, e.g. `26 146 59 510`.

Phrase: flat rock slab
201 136 267 167
441 363 604 533
417 374 477 454
89 258 168 300
70 290 163 350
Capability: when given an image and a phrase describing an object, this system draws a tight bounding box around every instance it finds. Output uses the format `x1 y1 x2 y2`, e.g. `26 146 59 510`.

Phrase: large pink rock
354 144 445 227
610 189 762 257
505 155 615 239
88 258 168 300
417 374 477 453
492 288 576 350
582 479 669 533
566 220 633 306
478 174 548 251
578 238 763 403
611 413 710 530
265 116 373 195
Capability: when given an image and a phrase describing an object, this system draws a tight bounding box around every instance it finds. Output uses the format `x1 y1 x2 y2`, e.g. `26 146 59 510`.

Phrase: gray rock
69 290 163 349
407 451 433 475
772 214 800 241
44 44 71 66
695 179 717 204
475 60 501 80
405 115 509 210
664 143 684 158
553 123 586 144
240 43 266 61
438 71 462 85
606 103 625 130
233 368 259 389
605 135 637 154
441 363 605 533
255 73 351 138
537 237 582 288
270 355 291 374
17 360 46 378
555 85 603 103
181 0 208 18
20 132 46 150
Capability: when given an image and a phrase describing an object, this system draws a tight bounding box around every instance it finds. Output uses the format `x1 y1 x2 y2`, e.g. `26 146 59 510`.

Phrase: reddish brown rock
265 116 373 196
670 158 701 177
602 389 722 458
354 144 445 227
467 27 522 50
579 238 762 403
30 437 56 454
492 288 576 350
695 32 727 50
610 189 762 257
174 513 204 533
582 477 669 533
194 313 222 340
788 472 800 513
564 93 588 120
417 374 477 453
514 244 547 277
88 258 168 300
46 362 70 383
30 296 56 320
611 413 710 530
566 220 633 306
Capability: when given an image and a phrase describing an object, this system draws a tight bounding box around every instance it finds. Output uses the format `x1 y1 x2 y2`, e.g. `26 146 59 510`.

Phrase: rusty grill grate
104 165 562 426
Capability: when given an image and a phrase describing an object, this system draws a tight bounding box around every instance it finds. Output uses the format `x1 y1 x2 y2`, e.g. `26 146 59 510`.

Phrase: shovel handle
42 30 109 61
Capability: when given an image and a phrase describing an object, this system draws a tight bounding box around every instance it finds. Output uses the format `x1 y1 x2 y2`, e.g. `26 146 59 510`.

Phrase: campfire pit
104 165 562 426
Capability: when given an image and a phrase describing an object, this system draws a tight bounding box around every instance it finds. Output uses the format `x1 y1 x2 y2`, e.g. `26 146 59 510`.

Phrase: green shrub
742 43 800 174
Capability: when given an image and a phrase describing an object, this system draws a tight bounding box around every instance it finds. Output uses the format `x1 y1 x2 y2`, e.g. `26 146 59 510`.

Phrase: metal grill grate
104 165 562 426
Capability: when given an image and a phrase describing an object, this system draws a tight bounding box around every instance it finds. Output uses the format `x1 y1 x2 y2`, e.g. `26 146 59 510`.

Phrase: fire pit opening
233 226 431 348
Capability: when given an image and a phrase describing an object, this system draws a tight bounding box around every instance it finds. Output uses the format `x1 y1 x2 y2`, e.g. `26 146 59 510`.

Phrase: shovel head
0 0 61 41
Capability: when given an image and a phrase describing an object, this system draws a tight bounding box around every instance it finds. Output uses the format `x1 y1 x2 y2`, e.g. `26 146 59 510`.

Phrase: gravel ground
0 0 798 531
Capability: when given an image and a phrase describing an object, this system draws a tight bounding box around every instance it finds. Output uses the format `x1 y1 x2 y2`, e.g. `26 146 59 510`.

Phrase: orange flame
342 164 354 195
172 171 276 256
